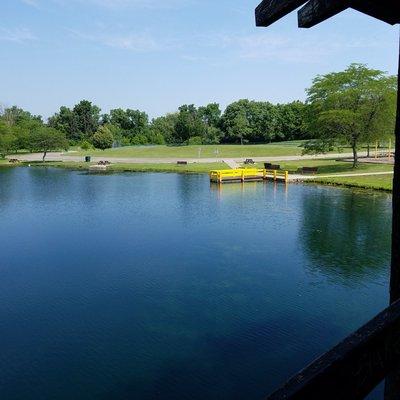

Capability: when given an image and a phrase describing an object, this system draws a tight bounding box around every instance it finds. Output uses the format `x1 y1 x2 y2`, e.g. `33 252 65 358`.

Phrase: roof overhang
255 0 400 28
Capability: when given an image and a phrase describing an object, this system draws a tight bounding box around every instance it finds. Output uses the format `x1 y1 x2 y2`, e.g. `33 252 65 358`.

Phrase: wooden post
389 138 392 161
390 34 400 305
384 39 400 399
273 170 277 181
376 141 379 159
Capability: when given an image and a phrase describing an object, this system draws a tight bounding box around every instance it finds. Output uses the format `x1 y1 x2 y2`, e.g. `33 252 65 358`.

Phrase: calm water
0 167 392 400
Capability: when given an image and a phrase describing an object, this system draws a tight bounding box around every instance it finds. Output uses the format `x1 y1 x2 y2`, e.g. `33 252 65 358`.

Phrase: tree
198 103 223 144
48 106 78 141
0 121 17 158
73 100 101 139
108 108 149 144
221 101 253 144
150 113 178 144
1 106 42 126
221 99 279 143
230 111 251 145
198 103 222 128
29 128 68 161
275 101 307 141
48 101 101 142
174 105 206 144
91 125 114 150
303 64 397 167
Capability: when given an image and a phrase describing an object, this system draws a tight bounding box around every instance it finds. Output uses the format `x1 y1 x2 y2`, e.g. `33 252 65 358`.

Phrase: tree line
47 98 308 148
0 64 397 166
0 98 308 157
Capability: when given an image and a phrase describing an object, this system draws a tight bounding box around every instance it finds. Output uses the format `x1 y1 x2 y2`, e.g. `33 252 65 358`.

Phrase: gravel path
10 151 369 164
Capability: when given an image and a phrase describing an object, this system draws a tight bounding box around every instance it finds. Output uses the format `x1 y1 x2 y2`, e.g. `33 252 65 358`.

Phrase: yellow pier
209 168 289 184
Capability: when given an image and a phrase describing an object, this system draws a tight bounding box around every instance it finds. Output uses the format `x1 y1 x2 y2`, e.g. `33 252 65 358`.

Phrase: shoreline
0 160 393 193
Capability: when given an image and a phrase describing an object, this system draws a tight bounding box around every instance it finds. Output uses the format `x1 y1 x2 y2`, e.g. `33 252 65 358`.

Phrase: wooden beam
266 299 400 399
255 0 308 27
351 0 400 25
297 0 350 28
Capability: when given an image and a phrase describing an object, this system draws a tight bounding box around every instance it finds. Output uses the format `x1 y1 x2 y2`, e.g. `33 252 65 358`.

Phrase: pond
0 167 392 399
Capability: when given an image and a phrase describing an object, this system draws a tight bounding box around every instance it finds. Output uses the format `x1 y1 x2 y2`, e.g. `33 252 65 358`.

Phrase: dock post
241 170 245 182
263 169 266 180
285 171 288 183
273 170 277 181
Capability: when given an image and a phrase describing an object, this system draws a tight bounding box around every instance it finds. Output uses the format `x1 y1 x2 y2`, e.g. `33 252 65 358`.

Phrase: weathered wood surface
390 32 400 305
298 0 349 28
256 0 400 28
255 0 307 27
266 299 400 399
351 0 400 26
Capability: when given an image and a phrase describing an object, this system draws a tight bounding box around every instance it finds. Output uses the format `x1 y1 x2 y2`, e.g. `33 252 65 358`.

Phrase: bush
92 126 114 150
80 140 93 150
188 136 203 145
131 134 148 145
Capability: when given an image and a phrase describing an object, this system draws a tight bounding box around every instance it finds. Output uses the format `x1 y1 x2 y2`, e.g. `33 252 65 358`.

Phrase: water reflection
300 186 391 285
0 169 393 400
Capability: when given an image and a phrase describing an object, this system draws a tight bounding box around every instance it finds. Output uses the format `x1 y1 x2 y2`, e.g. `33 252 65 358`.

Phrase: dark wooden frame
254 0 400 398
255 0 400 28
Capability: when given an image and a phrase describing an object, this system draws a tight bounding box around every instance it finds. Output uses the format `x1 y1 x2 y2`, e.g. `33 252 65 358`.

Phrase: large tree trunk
352 143 358 168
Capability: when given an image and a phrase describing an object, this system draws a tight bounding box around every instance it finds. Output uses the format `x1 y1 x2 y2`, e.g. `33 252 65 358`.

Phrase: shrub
92 126 114 150
80 140 93 150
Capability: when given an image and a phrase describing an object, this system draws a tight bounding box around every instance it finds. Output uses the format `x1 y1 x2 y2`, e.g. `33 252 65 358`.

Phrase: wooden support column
390 33 400 305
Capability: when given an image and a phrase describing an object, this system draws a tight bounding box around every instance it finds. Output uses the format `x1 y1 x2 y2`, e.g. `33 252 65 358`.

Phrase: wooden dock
89 165 108 172
209 168 289 183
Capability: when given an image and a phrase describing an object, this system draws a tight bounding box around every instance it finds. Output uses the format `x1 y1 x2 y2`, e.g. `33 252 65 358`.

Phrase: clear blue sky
2 0 399 120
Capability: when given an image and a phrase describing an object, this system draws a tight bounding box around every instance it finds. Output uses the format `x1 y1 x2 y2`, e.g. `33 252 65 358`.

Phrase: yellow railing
210 168 289 183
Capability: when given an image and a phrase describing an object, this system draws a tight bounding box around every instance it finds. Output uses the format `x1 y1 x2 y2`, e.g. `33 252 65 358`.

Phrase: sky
1 0 399 120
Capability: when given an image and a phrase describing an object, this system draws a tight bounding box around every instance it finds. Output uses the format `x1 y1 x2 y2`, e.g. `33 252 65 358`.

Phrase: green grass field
313 174 393 191
68 141 308 158
21 161 228 174
254 159 394 175
253 159 394 191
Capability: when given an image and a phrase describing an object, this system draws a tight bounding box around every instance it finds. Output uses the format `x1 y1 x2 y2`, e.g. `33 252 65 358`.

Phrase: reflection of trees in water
0 168 17 207
300 187 391 284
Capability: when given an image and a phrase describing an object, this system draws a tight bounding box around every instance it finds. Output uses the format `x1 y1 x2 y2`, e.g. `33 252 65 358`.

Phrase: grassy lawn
254 159 393 175
2 157 394 191
23 161 228 174
252 159 393 191
68 141 308 158
313 174 393 191
0 159 16 168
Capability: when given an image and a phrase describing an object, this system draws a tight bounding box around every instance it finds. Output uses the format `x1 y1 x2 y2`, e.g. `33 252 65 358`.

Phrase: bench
264 163 280 170
8 159 20 163
97 160 111 165
177 161 188 165
244 159 255 165
299 166 318 175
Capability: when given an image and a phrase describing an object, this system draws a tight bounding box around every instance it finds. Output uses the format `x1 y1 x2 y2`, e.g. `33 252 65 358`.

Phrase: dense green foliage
303 64 397 167
0 106 67 159
0 64 396 160
91 125 114 150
